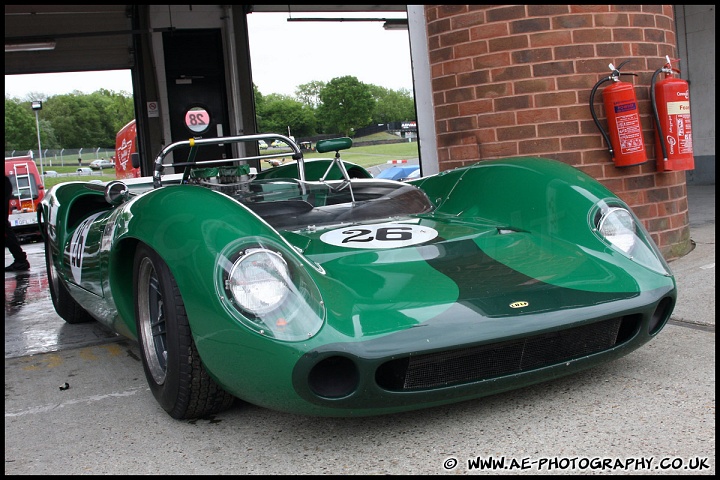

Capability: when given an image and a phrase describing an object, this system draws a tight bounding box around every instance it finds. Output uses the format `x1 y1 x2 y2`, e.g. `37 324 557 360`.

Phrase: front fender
415 157 622 247
117 185 278 262
412 157 673 290
107 184 314 339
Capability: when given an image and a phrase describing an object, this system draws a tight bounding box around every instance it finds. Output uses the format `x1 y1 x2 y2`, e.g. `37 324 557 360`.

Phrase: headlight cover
597 207 636 253
227 249 291 315
592 201 671 276
218 242 325 341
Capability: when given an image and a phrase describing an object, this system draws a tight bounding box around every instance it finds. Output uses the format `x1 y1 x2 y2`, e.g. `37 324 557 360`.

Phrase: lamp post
31 100 45 184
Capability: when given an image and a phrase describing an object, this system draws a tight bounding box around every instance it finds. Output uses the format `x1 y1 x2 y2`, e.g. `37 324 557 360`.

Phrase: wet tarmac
4 239 120 360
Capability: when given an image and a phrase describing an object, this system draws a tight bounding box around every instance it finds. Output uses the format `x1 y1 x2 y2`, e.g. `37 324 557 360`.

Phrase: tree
316 76 375 137
98 88 136 136
4 97 37 151
295 81 325 109
369 86 416 125
253 83 266 130
5 79 414 154
256 93 317 137
37 118 60 150
42 90 133 148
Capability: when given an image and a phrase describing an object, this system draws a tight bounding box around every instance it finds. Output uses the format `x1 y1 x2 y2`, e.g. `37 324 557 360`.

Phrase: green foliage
255 93 317 137
259 77 405 137
7 79 414 154
43 91 132 148
100 89 135 136
295 81 325 109
4 97 37 151
37 118 59 149
4 90 134 152
316 76 375 137
369 86 416 125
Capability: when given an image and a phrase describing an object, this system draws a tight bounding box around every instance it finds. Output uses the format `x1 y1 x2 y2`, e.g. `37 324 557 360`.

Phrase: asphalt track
4 185 714 475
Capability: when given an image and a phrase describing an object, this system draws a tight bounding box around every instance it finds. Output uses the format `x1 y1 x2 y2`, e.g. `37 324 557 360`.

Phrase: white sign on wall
147 101 159 118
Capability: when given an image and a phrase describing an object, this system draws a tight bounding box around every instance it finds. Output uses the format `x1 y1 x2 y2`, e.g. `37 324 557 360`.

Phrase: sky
4 11 413 100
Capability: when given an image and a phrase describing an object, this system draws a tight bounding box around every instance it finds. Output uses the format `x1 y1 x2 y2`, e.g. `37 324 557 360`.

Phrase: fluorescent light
5 41 56 52
285 17 409 31
383 19 408 31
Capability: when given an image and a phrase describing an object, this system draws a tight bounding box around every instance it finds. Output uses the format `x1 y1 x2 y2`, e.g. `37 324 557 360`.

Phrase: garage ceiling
5 5 137 74
4 5 407 75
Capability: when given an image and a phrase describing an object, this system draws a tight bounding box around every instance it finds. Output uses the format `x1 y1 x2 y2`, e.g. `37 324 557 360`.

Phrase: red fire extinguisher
651 56 694 172
590 61 648 167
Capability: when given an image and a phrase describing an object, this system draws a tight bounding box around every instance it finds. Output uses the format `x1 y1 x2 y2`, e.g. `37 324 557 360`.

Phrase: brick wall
423 4 691 260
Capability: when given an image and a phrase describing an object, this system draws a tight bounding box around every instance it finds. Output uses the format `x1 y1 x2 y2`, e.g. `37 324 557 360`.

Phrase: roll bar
152 133 303 188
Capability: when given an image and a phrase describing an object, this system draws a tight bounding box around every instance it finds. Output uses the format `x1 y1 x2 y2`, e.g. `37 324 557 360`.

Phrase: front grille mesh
376 316 636 391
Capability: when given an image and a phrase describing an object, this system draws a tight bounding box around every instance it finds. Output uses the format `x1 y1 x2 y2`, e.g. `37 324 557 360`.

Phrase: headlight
597 207 636 254
226 249 290 315
219 242 325 341
593 203 671 276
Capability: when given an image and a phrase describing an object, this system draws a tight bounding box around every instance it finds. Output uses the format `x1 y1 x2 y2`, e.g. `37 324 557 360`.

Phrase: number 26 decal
341 227 412 243
320 223 438 249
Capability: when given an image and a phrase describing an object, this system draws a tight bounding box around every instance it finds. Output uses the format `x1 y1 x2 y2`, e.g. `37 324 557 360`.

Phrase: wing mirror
104 180 130 206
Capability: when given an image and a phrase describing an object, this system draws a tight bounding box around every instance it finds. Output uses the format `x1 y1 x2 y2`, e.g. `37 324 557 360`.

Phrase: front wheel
133 243 235 419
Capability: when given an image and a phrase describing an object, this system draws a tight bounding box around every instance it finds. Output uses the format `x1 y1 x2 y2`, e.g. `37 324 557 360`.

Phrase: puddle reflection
5 272 31 316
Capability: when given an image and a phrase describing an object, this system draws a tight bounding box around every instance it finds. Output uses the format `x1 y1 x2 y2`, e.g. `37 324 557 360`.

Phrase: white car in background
90 159 115 169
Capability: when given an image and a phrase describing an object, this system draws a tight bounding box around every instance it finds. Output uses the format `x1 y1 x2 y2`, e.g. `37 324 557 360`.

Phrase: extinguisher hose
650 68 668 162
589 77 614 158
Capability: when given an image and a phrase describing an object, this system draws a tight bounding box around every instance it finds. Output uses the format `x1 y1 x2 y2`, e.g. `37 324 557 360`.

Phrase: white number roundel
319 223 438 249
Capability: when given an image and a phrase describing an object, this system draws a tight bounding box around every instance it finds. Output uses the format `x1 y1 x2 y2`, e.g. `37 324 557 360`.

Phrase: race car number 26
320 223 438 249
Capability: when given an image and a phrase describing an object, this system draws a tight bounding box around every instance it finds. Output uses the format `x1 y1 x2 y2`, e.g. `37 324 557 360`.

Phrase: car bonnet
277 213 660 337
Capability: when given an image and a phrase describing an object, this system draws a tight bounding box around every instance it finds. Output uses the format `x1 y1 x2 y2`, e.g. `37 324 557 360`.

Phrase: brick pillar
424 4 692 260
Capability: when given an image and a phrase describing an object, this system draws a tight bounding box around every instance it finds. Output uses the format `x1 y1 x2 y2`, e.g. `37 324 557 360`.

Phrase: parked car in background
5 155 44 240
258 140 268 150
40 134 677 420
90 159 115 170
405 167 421 180
44 170 58 177
76 167 93 175
376 164 420 181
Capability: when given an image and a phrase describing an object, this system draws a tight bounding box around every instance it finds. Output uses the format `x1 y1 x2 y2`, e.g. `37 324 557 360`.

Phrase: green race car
39 133 677 419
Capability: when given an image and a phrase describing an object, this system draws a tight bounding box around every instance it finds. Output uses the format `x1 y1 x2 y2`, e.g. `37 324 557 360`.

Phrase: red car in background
115 119 140 179
5 155 44 240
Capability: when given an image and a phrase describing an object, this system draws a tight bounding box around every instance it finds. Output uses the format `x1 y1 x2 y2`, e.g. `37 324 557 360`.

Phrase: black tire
44 230 94 324
133 243 235 419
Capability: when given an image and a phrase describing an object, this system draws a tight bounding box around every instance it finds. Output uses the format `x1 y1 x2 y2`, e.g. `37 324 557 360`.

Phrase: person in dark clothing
5 175 30 272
